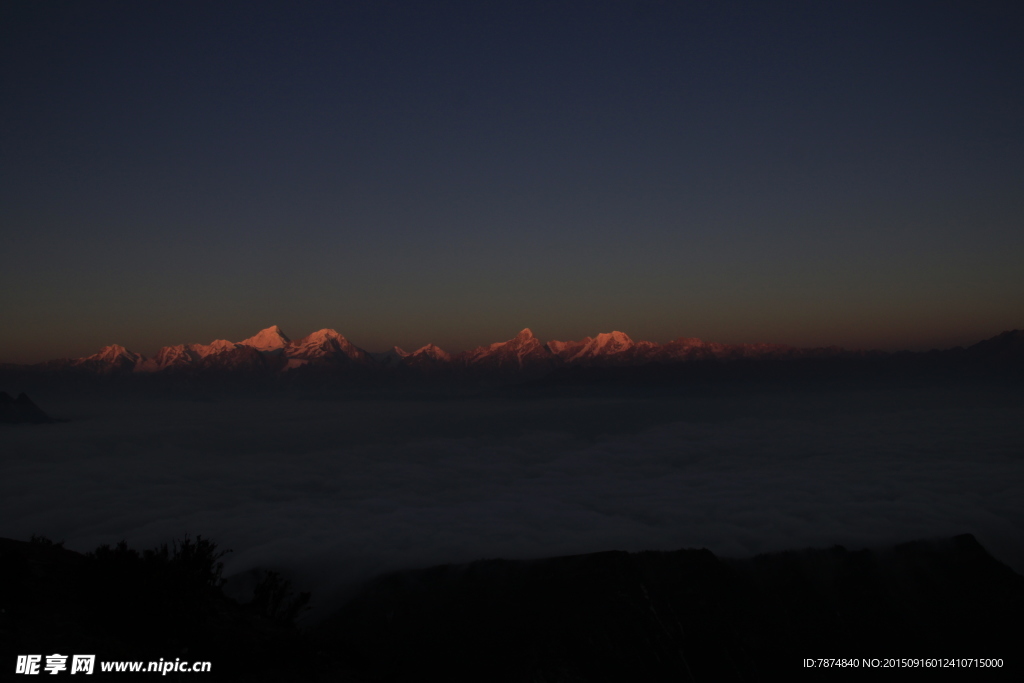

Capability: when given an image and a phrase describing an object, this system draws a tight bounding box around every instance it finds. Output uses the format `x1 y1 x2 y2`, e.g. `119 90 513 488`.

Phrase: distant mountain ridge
8 326 1024 385
0 392 55 423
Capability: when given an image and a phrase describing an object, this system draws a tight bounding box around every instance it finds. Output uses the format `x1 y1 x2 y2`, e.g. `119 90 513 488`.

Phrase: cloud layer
3 386 1022 617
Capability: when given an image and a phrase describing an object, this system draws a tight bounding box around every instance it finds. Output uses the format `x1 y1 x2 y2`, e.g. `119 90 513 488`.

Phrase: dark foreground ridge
2 535 1021 680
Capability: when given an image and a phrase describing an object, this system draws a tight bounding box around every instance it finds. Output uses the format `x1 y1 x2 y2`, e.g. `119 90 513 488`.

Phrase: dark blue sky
2 1 1022 362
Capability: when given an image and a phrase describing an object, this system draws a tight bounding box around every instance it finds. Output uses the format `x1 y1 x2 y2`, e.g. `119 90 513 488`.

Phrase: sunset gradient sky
2 1 1022 362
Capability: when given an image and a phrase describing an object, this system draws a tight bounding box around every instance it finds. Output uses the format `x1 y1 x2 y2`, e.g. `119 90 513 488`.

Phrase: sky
2 1 1023 363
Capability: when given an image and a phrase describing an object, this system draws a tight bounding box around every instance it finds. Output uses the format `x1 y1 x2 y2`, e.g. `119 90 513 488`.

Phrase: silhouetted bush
29 534 64 548
81 535 230 652
250 570 312 624
2 533 329 679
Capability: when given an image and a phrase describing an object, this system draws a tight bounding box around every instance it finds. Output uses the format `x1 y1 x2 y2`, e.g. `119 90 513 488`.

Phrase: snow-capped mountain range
35 325 841 377
7 326 1022 386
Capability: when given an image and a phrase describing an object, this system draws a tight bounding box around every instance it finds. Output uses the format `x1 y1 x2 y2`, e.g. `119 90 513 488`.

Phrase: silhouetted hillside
4 534 1020 680
319 534 1023 681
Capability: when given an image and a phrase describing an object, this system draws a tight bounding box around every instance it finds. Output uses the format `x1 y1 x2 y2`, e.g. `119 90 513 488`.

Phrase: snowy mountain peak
303 328 346 343
409 343 450 361
284 328 372 363
594 331 633 348
73 344 143 372
91 344 140 362
199 339 237 356
288 329 349 354
460 327 553 369
568 331 636 361
239 326 291 352
98 344 126 356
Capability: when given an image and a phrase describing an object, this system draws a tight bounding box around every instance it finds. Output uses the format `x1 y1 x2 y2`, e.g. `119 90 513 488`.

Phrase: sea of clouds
3 384 1022 618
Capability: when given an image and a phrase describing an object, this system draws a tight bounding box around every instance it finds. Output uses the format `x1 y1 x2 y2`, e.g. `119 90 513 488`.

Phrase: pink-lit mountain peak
239 325 291 352
86 344 142 363
503 328 543 351
286 328 371 363
597 330 631 344
288 329 344 354
134 338 245 372
468 329 529 358
297 328 347 344
71 344 143 373
571 331 635 359
463 327 550 368
408 343 450 361
192 338 238 357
